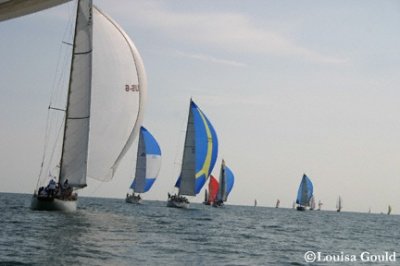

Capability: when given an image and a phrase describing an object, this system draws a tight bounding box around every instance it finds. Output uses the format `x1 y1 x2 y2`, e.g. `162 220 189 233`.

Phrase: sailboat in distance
336 196 343 212
387 205 392 215
295 174 314 211
318 200 323 211
126 127 161 204
31 0 146 211
275 199 280 208
213 160 235 207
167 99 218 208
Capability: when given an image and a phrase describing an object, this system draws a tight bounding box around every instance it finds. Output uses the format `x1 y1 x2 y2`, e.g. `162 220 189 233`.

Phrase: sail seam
68 116 90 119
74 49 92 55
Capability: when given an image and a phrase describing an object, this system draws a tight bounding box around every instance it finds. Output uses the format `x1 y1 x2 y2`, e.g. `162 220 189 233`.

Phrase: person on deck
47 179 56 197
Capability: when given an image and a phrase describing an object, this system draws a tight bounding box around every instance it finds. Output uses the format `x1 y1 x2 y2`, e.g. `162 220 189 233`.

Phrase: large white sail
59 0 92 188
87 6 146 181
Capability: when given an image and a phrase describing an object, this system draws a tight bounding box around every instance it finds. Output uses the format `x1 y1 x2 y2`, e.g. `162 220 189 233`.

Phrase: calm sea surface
1 192 399 265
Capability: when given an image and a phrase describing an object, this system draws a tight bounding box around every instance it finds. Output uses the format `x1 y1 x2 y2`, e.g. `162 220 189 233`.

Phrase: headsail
296 174 313 206
208 175 219 203
216 160 235 202
87 5 146 181
175 100 218 196
130 127 161 193
225 166 234 199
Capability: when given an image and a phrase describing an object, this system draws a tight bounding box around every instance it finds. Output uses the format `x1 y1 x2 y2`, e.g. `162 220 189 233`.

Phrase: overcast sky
1 0 400 213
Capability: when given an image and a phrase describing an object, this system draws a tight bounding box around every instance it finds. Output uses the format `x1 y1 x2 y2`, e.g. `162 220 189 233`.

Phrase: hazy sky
1 0 400 213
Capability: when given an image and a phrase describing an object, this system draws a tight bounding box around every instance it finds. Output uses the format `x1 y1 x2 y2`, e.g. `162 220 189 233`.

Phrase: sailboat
295 174 314 211
167 99 218 208
126 127 161 204
336 196 342 212
203 175 218 205
275 199 280 208
254 199 257 207
213 160 235 207
31 0 146 211
387 205 392 215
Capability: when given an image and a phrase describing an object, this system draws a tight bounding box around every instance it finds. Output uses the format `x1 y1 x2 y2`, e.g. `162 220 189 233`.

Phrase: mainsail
175 100 218 196
336 196 342 211
130 127 161 193
59 0 93 188
296 174 313 206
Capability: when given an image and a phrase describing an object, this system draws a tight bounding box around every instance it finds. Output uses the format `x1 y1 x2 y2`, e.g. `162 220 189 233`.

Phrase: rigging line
44 114 66 184
36 1 76 189
49 106 66 112
62 41 73 46
36 107 52 189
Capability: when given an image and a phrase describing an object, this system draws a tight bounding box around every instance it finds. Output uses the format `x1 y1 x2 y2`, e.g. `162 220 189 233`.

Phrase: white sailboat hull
30 195 77 212
167 199 189 209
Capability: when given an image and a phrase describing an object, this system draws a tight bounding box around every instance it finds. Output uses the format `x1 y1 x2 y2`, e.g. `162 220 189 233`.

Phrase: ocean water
1 193 399 266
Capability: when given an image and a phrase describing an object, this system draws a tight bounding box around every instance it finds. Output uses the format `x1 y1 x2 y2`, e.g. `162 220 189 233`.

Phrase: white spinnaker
59 0 92 188
87 6 146 181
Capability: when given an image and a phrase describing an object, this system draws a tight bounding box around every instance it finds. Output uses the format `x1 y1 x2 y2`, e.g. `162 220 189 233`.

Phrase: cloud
115 1 347 64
